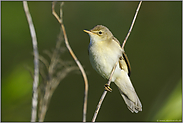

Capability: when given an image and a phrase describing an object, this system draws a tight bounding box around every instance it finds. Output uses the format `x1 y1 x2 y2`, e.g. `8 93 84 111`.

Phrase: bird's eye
98 31 102 35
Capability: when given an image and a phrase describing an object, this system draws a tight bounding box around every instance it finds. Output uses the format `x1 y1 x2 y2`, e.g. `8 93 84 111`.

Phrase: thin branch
92 1 142 122
122 1 142 49
92 61 118 122
38 24 78 122
23 1 39 122
38 66 78 122
52 2 88 122
52 2 61 24
43 50 52 59
39 55 49 70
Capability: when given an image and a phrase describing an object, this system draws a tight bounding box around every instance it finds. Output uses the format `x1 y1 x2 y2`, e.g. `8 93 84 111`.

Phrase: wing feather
119 52 131 77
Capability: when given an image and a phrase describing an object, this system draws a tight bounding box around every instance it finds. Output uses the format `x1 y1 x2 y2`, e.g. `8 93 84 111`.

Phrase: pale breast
89 40 122 79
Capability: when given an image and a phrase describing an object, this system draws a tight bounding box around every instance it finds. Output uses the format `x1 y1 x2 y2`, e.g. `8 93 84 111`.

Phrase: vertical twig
23 1 39 122
122 1 142 49
52 2 88 122
38 8 79 121
92 1 142 122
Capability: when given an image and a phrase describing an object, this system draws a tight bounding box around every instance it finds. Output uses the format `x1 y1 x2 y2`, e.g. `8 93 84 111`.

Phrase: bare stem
23 1 39 122
52 2 88 122
92 61 118 122
38 66 78 122
92 1 142 122
122 1 142 49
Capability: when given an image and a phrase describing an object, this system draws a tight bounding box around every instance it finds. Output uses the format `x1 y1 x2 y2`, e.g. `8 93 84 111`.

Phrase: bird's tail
114 73 142 113
118 87 142 113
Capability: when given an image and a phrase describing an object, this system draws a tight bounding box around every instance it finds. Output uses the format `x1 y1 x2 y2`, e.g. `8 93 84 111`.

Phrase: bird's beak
83 30 92 34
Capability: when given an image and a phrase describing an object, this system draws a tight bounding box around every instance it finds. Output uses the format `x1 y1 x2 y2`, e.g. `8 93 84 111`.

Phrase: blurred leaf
2 64 33 121
153 80 182 122
2 65 32 104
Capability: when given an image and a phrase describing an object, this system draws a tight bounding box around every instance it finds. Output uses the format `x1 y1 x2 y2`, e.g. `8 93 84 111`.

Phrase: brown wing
123 52 131 76
119 52 131 77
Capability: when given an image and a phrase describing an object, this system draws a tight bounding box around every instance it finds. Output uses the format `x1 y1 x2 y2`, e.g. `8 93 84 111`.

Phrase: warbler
84 25 142 113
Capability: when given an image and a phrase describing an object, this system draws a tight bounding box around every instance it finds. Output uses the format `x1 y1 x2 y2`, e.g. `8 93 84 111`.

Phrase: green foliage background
1 1 182 122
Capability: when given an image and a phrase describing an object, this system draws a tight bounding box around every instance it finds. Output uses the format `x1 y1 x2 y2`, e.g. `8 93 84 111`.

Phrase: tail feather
119 88 142 113
114 70 142 113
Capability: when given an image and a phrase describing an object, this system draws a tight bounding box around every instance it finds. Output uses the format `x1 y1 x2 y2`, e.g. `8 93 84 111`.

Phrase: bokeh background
1 1 182 122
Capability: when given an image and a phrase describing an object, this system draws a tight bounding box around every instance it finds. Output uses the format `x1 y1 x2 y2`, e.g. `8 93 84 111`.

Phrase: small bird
84 25 142 113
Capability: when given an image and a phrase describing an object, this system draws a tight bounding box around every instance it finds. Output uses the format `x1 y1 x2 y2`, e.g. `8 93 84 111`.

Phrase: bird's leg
104 84 112 92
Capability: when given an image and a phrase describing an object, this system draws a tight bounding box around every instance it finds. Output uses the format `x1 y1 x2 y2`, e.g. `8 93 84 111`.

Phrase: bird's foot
104 84 112 92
